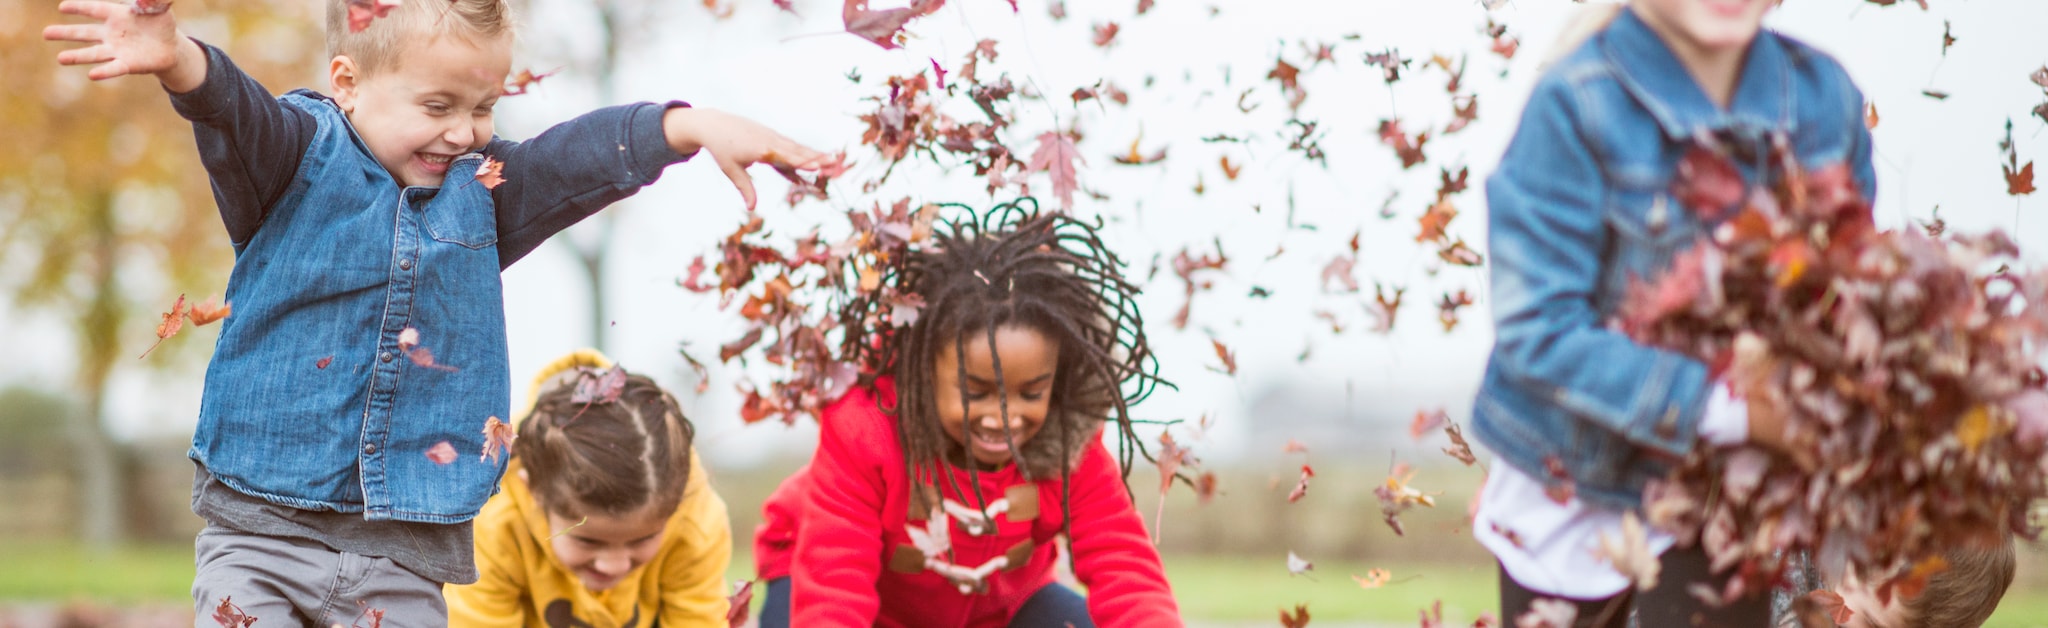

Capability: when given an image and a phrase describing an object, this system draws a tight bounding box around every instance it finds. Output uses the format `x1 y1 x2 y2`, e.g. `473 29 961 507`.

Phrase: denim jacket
175 42 690 524
1472 9 1875 510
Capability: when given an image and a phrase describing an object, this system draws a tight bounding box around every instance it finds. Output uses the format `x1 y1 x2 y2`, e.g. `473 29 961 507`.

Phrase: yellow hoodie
446 350 733 628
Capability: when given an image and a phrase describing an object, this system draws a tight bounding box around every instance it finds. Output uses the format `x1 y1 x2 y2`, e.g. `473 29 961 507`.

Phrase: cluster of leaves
139 293 230 359
1618 133 2048 606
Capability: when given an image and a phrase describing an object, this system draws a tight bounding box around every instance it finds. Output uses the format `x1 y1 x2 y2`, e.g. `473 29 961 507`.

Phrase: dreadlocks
837 198 1168 536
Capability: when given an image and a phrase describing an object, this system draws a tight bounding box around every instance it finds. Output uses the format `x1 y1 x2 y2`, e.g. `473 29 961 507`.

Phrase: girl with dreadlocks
446 350 734 627
752 201 1179 627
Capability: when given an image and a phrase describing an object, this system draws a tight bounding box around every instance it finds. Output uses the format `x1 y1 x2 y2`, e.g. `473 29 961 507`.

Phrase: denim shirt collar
1600 7 1794 145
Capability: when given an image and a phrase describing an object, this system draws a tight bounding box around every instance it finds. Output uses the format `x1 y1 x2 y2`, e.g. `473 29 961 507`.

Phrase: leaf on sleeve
425 441 457 465
139 294 187 359
481 415 515 465
316 356 333 369
474 156 506 190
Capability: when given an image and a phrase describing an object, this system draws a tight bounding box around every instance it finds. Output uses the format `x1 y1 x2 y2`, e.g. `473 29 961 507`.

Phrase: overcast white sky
6 0 2046 468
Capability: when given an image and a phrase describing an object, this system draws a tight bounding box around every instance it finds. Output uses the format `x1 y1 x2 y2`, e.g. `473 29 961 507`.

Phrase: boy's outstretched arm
662 107 829 212
43 0 205 91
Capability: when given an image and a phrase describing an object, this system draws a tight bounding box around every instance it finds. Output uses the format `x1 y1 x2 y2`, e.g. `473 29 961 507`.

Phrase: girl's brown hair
513 369 695 519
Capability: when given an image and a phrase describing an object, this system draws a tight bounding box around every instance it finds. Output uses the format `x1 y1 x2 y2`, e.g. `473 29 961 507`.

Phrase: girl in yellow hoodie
447 350 733 628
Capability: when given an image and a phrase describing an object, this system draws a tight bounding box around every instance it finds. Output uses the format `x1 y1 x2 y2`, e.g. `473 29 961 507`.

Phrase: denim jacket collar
1601 7 1794 144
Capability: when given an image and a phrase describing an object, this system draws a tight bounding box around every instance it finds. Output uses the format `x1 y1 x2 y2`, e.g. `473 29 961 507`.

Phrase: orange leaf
140 294 187 359
1279 603 1311 628
475 156 506 190
502 68 560 96
481 416 516 465
1865 101 1879 129
187 297 231 326
1351 568 1392 589
2006 160 2036 196
1219 156 1243 181
1209 338 1237 375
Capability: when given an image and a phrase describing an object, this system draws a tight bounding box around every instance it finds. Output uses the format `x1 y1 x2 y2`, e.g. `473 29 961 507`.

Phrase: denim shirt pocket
422 155 500 249
1599 177 1698 315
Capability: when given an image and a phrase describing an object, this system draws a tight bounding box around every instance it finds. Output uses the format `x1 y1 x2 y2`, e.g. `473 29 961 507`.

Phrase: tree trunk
69 195 128 549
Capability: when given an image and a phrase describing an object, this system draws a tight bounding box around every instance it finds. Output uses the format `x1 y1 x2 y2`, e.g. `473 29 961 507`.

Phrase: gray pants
192 525 446 628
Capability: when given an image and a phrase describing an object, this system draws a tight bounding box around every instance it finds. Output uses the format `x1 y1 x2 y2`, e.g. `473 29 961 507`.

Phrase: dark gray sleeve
487 101 696 269
165 39 314 248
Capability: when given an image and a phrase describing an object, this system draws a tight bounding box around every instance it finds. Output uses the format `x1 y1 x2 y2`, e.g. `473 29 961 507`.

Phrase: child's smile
331 33 512 188
934 325 1060 469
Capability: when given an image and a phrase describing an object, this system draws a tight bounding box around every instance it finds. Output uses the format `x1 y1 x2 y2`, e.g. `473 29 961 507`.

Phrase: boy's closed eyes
331 33 511 188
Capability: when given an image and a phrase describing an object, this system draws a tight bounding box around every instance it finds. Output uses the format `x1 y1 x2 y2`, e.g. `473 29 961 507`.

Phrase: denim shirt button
379 351 394 363
363 443 377 455
399 258 413 271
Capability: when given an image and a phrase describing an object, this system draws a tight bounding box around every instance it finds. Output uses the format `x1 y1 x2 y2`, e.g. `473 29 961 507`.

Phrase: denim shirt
176 42 690 524
1472 9 1875 511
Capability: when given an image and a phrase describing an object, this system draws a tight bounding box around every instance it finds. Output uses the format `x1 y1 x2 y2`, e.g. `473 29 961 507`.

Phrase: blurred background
3 0 2047 625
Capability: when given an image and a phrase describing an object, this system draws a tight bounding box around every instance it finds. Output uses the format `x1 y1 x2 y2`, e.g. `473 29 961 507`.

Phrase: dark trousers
757 576 1094 628
1499 544 1770 628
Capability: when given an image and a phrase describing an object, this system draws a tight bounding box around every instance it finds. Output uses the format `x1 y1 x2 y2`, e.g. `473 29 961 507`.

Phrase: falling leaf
186 297 231 326
1220 156 1243 180
345 0 401 33
1443 422 1477 466
1137 0 1154 14
1195 471 1219 504
1282 439 1309 454
1368 282 1406 333
1092 22 1120 47
842 0 946 50
680 256 716 292
1377 119 1430 169
1941 20 1957 55
1437 290 1473 332
1048 0 1065 19
2031 65 2048 90
1374 463 1435 535
1285 550 1314 575
1922 89 1950 100
1445 95 1480 134
1209 338 1238 375
1112 133 1167 165
481 416 515 465
722 582 755 628
1351 569 1391 588
1287 464 1314 503
501 67 558 96
474 156 506 190
1409 408 1449 439
1279 603 1311 628
1865 101 1879 129
425 441 457 465
1884 555 1950 602
1417 199 1456 243
1027 131 1084 209
2007 160 2036 196
140 294 187 359
1594 512 1661 591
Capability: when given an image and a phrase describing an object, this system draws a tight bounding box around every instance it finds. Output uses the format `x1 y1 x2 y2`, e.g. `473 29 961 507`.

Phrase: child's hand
662 107 828 212
43 0 207 91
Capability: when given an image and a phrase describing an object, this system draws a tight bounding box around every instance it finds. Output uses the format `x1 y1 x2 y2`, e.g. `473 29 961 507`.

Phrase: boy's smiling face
330 34 511 188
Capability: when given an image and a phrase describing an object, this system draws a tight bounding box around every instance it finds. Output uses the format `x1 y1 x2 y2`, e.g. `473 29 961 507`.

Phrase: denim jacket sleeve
1484 77 1710 458
487 102 696 268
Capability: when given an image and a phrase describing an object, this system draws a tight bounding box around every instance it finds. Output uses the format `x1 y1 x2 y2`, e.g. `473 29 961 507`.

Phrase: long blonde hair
1541 2 1626 68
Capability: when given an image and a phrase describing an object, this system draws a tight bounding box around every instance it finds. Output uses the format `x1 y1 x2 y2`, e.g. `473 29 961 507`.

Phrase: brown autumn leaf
1368 282 1406 334
1219 156 1243 181
502 68 559 96
187 296 231 326
1446 95 1479 134
1027 131 1084 209
345 0 400 33
1922 89 1950 100
1437 289 1473 332
474 156 506 190
139 293 187 359
843 0 946 50
481 415 515 465
1209 338 1238 375
1280 603 1311 628
680 256 716 292
211 597 256 628
1287 463 1314 503
1438 239 1485 267
1806 590 1853 626
1092 22 1120 47
425 441 457 465
1442 422 1477 466
1377 119 1429 169
725 581 755 628
2006 160 2036 196
1417 199 1456 243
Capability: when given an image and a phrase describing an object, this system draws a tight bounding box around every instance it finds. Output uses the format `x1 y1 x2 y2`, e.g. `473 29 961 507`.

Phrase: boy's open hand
43 0 205 91
663 107 829 212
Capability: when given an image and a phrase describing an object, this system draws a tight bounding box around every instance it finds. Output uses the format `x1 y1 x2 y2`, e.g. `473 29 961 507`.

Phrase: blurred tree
0 0 321 547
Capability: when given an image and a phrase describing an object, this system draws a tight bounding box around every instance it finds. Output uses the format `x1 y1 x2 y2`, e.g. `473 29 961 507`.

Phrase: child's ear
329 55 361 113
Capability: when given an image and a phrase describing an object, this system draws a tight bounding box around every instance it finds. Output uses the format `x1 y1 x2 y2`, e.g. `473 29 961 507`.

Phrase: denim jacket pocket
422 155 500 249
1601 188 1698 306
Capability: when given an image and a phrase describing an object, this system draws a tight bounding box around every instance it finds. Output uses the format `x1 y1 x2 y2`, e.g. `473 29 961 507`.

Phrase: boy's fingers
719 159 758 212
56 0 123 20
87 59 130 81
57 45 115 66
43 23 106 42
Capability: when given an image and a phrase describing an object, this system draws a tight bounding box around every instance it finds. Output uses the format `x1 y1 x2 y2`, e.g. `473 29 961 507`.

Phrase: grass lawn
5 543 2045 627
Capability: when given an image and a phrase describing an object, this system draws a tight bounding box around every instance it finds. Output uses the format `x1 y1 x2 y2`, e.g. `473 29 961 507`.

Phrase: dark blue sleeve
487 101 696 269
165 39 313 248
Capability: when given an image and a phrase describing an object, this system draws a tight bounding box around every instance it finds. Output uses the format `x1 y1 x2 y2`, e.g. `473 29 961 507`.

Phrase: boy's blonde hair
1901 534 2017 628
325 0 513 76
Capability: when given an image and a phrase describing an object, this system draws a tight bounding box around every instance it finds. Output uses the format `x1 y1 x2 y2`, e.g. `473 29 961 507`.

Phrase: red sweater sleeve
1068 438 1183 627
790 393 891 626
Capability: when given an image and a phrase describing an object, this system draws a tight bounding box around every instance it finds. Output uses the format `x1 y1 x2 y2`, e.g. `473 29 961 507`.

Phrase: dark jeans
757 576 1094 628
1499 544 1769 628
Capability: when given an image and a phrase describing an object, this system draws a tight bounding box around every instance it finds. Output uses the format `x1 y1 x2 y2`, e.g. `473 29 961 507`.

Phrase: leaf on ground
140 294 187 359
481 415 515 465
316 356 333 369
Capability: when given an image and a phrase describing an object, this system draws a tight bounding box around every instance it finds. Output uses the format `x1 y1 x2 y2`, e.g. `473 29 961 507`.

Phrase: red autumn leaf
1417 199 1456 243
1027 131 1084 209
1209 338 1237 375
1377 119 1429 169
1443 422 1477 466
1048 0 1065 19
1420 600 1445 628
345 0 400 33
350 606 384 628
843 0 946 50
1437 166 1469 200
1320 254 1358 293
1673 143 1745 219
1474 612 1501 628
773 0 796 13
1285 550 1314 576
139 294 187 359
2006 160 2035 196
481 415 515 465
1437 289 1473 332
725 581 754 628
425 441 457 465
211 597 256 628
1092 22 1120 47
1219 156 1243 181
1279 603 1311 628
930 57 948 90
502 67 558 96
1268 58 1301 92
680 256 716 292
1137 0 1154 14
1491 34 1519 59
187 297 231 326
316 356 333 369
1287 463 1314 503
1409 408 1448 439
1363 48 1407 84
474 156 506 190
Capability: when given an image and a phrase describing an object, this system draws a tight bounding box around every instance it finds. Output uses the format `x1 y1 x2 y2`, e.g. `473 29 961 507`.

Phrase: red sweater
754 379 1180 627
